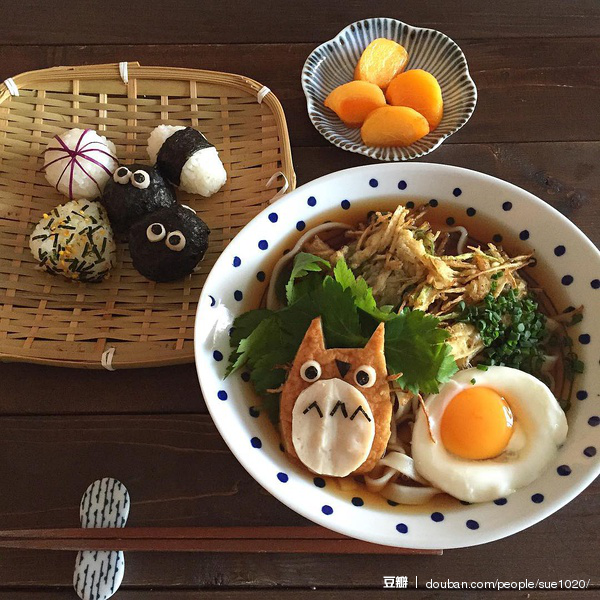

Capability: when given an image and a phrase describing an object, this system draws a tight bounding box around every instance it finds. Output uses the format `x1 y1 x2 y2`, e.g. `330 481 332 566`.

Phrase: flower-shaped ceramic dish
195 163 599 549
302 18 477 161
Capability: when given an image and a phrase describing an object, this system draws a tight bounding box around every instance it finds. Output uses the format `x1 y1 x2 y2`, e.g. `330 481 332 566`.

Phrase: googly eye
165 230 186 251
354 365 376 388
300 360 322 383
113 166 130 184
131 170 150 189
146 223 166 242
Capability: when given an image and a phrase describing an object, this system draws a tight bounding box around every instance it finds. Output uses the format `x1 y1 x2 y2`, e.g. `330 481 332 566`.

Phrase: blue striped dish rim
301 17 478 161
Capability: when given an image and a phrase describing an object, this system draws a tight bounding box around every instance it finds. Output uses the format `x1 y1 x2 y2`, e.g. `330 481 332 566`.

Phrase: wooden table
0 1 598 597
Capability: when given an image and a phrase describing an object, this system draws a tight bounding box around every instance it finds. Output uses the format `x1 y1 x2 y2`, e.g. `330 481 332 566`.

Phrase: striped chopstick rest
73 478 130 600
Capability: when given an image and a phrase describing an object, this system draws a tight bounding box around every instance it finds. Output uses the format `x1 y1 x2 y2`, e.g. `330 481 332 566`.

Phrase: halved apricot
354 38 409 90
361 106 430 147
324 80 387 127
385 69 444 131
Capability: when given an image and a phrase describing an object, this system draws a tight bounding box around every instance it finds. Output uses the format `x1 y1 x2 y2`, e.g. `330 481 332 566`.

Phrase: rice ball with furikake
147 125 227 197
29 200 116 283
128 204 210 282
100 164 176 235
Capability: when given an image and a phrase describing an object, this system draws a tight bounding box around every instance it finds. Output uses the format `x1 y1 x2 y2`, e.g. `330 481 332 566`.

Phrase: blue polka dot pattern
577 390 588 400
217 390 228 401
369 178 378 188
429 199 438 207
466 207 476 217
296 220 306 231
431 512 444 522
322 505 333 515
341 199 351 210
406 201 415 209
591 279 600 289
241 371 251 382
502 201 512 211
584 446 596 457
588 416 599 427
519 230 530 241
387 500 399 507
396 523 408 534
579 334 591 344
493 234 503 243
494 498 507 506
209 295 216 307
258 240 268 250
554 245 566 256
531 493 544 503
256 271 266 282
446 217 455 226
249 406 260 418
277 472 289 483
313 477 326 488
562 275 574 286
466 520 479 530
268 212 278 223
233 256 241 267
250 437 262 449
351 497 364 506
557 465 571 476
453 187 462 197
307 196 317 207
398 180 407 190
212 350 223 361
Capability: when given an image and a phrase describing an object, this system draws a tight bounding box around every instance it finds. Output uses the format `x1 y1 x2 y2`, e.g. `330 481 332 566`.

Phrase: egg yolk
441 387 514 460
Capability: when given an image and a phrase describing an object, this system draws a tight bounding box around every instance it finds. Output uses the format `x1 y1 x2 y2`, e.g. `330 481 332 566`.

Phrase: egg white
411 366 568 503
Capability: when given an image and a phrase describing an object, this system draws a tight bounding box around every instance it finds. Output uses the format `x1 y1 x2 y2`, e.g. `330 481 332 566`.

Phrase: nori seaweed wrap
156 128 213 186
129 204 210 282
100 164 176 235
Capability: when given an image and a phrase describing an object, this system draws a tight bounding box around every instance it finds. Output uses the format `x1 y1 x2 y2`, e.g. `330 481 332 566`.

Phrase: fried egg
411 366 568 503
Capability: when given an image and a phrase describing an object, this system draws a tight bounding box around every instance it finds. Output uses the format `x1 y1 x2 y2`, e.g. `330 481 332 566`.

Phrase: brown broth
255 197 572 513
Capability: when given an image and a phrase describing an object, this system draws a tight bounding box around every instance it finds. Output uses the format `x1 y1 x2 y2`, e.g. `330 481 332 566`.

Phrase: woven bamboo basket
0 62 295 369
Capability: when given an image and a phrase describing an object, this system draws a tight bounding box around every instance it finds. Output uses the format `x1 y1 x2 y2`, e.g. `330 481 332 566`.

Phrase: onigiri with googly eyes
128 204 210 282
100 164 176 235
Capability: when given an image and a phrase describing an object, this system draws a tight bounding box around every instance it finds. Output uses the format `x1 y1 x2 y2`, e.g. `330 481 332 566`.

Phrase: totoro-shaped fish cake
280 317 392 477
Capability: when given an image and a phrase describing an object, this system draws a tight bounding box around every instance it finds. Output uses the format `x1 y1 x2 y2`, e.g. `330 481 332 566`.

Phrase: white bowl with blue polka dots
195 163 599 549
302 18 477 161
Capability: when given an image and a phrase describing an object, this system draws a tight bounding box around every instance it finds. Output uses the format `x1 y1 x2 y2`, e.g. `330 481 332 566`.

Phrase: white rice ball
147 125 227 197
29 200 116 282
43 129 118 200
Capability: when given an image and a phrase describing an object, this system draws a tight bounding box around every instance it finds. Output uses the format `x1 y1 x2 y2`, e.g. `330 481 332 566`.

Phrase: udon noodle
265 204 570 504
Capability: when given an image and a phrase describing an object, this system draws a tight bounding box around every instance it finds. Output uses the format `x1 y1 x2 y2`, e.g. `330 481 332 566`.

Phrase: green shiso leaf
384 309 458 395
285 252 330 305
226 254 457 421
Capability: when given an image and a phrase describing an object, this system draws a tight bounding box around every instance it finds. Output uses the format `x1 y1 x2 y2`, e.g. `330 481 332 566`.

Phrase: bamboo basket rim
0 62 296 369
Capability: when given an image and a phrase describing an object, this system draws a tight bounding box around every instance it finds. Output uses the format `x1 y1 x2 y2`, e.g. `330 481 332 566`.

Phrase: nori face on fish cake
100 164 176 235
156 128 213 186
129 204 210 282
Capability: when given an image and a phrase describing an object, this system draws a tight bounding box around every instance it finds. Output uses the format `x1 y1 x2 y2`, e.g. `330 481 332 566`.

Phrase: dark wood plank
1 0 599 45
0 467 595 588
0 413 596 587
0 141 597 415
0 591 595 599
0 39 599 145
0 362 201 415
